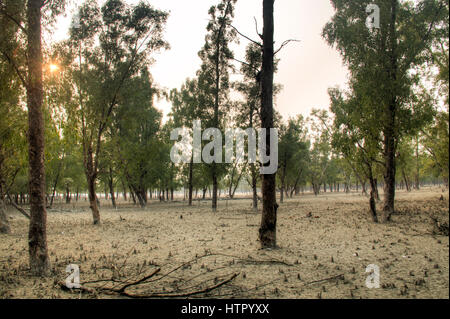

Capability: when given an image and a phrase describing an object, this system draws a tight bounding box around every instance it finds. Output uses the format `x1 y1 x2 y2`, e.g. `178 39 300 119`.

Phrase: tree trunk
382 0 398 223
415 136 420 190
259 0 278 249
85 145 100 224
0 198 10 234
26 0 50 275
187 157 193 205
368 165 378 223
130 189 136 205
87 172 100 224
65 185 71 204
361 181 367 195
49 157 63 208
109 166 116 209
252 166 258 211
402 169 411 192
202 187 207 200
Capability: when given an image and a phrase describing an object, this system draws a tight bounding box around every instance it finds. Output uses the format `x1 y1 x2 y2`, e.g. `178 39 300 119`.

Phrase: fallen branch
120 272 239 299
58 281 96 294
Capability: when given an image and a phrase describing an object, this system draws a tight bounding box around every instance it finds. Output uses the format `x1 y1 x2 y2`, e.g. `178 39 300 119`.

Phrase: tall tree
197 0 236 212
68 0 168 223
235 43 263 210
1 0 67 275
259 0 278 248
169 78 202 206
323 0 446 222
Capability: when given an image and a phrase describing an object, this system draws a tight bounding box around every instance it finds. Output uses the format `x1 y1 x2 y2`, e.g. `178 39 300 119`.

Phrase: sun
49 64 60 72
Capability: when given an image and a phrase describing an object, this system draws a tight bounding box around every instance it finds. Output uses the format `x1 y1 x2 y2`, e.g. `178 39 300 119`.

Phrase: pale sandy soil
0 187 448 299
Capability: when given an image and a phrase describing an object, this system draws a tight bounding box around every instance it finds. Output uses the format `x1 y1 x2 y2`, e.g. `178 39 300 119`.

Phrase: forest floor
0 187 448 299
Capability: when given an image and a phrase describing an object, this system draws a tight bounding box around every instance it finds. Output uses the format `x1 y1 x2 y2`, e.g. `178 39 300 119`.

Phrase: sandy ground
0 187 448 299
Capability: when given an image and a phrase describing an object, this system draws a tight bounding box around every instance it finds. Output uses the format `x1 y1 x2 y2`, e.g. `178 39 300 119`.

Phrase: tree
323 0 446 222
197 0 237 212
234 43 263 210
1 0 68 275
68 0 168 223
329 88 384 221
278 117 305 203
169 78 202 206
259 0 278 248
308 110 333 196
0 45 27 234
112 69 163 208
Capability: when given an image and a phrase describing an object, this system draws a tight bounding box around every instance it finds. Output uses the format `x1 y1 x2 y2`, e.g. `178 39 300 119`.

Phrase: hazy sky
54 0 349 122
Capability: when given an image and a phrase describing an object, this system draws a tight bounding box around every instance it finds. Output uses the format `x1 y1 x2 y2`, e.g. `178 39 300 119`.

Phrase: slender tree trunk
402 169 411 192
368 165 378 223
252 166 258 211
382 0 398 223
49 157 63 208
65 185 71 204
259 0 278 248
0 198 10 234
87 173 100 224
85 146 100 224
109 166 116 209
130 189 136 205
415 135 420 190
26 0 50 275
187 157 193 205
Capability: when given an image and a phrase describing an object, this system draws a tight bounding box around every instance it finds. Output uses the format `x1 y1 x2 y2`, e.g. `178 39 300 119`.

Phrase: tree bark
109 166 116 209
259 0 278 249
382 0 398 223
251 166 258 211
415 136 420 190
26 0 50 275
368 165 378 223
65 185 71 204
85 146 100 224
0 198 10 234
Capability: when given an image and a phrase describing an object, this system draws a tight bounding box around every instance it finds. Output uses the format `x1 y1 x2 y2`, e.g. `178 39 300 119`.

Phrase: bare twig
274 39 301 56
229 24 262 47
254 17 263 40
120 273 239 299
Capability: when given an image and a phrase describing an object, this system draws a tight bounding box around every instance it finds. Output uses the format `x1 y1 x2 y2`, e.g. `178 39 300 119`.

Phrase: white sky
53 0 349 122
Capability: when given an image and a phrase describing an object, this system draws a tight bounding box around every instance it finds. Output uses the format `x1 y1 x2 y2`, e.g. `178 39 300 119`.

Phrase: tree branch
274 39 301 56
254 17 263 40
0 50 27 88
229 24 262 47
0 6 27 34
